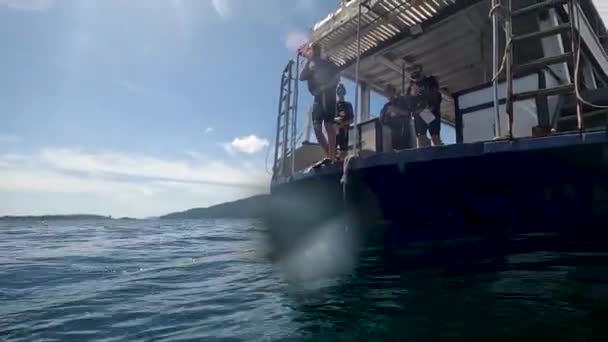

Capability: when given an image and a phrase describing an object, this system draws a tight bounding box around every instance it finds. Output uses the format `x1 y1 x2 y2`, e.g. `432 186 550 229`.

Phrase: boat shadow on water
263 219 608 341
261 154 608 340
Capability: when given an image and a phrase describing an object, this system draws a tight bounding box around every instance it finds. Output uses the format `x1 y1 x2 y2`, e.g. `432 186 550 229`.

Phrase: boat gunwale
271 130 608 187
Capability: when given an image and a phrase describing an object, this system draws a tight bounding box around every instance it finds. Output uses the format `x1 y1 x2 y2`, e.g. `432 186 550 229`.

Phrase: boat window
370 91 386 118
441 124 456 145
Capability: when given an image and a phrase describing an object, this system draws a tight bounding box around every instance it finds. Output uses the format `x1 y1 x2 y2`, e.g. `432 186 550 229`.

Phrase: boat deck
272 130 608 187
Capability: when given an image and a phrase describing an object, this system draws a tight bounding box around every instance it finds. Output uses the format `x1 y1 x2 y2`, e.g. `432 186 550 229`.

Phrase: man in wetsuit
409 70 443 148
334 83 354 159
380 84 411 150
299 43 341 165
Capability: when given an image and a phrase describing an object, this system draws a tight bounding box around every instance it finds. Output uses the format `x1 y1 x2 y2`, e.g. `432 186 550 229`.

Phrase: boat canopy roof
306 0 608 123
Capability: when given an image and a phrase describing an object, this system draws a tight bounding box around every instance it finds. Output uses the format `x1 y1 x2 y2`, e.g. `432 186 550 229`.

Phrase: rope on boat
489 2 512 82
341 154 355 231
340 154 355 186
572 1 608 109
340 0 366 231
342 0 363 189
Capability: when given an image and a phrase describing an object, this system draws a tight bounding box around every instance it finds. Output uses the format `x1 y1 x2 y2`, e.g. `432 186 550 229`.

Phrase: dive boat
266 0 608 255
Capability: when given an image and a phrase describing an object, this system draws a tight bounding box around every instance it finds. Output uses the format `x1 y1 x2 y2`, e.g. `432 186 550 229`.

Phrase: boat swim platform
271 129 608 187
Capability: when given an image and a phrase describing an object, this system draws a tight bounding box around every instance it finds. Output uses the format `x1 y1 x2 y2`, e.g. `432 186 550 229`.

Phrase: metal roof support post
569 0 584 132
352 0 365 156
491 0 502 138
505 0 514 139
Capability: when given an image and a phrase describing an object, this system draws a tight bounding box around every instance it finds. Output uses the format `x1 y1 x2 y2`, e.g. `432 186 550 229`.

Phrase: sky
1 0 606 218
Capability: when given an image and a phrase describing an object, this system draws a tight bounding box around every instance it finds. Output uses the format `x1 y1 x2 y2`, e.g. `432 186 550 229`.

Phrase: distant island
1 195 270 221
0 214 115 221
161 194 270 219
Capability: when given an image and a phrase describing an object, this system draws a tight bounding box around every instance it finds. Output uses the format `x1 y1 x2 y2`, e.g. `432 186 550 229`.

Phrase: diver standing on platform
409 69 443 147
299 43 341 166
335 84 354 160
380 84 411 151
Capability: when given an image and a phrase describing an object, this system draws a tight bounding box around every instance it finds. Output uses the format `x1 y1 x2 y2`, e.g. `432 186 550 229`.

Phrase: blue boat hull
265 132 608 257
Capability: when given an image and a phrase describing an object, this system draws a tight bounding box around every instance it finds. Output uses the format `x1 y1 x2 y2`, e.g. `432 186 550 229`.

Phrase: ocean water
1 218 608 341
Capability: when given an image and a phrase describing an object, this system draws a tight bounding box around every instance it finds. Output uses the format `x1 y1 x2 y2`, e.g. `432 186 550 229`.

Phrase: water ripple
1 219 607 341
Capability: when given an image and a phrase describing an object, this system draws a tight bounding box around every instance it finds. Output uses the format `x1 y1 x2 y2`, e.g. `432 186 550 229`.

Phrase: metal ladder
273 59 299 179
500 0 584 137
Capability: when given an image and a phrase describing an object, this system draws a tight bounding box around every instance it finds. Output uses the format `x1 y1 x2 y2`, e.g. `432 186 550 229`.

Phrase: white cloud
0 134 21 144
211 0 232 18
0 0 54 11
0 166 153 196
0 147 270 217
285 31 309 52
204 127 214 134
224 135 269 154
37 147 268 187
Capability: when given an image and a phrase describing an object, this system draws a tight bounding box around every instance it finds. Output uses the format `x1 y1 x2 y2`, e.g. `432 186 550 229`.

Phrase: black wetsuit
301 58 340 124
380 96 411 150
411 76 442 136
336 100 354 152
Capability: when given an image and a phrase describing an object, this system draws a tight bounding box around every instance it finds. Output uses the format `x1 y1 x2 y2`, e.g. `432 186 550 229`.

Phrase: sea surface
1 218 608 341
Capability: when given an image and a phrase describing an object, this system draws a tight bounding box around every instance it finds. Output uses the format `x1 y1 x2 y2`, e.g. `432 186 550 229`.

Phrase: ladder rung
513 53 573 75
513 24 571 43
278 109 294 116
512 0 569 18
513 84 575 101
559 109 608 122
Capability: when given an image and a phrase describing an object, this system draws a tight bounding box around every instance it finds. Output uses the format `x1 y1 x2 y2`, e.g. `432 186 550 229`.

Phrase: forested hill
161 195 270 219
0 214 112 220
